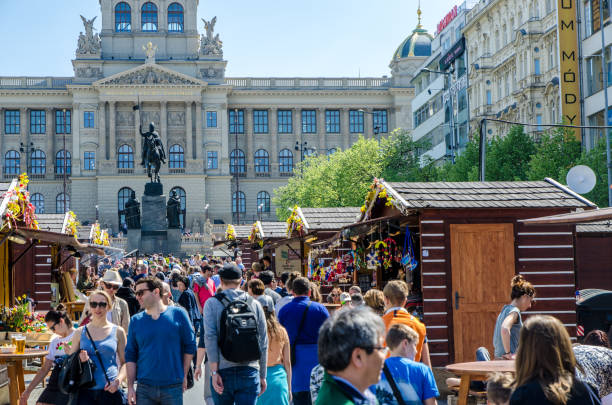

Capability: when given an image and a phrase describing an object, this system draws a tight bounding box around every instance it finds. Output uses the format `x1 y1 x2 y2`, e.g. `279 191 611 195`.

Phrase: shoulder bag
290 301 311 366
383 363 407 405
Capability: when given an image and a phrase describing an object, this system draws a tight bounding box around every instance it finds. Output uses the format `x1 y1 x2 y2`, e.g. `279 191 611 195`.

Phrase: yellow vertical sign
558 0 581 140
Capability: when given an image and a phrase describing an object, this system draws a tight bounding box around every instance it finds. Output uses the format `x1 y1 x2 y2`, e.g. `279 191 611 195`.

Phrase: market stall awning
520 207 612 225
14 227 105 255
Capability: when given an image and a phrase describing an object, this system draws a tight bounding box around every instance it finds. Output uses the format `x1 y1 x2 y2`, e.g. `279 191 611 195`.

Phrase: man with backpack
203 263 268 405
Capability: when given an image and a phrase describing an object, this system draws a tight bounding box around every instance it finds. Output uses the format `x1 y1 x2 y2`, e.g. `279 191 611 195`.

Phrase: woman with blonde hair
310 282 322 303
363 288 385 315
510 315 599 405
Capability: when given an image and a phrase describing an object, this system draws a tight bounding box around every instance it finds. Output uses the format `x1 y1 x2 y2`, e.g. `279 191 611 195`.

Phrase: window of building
31 150 46 174
253 110 269 134
170 187 186 228
585 0 593 37
4 150 20 175
117 144 134 169
232 191 246 214
4 110 19 134
141 2 158 32
206 111 217 128
278 110 292 133
84 111 95 128
279 149 293 173
31 193 44 214
254 149 270 173
301 110 316 133
56 193 69 213
84 151 95 170
115 2 131 32
486 90 492 105
534 58 541 75
257 191 271 213
325 110 340 133
207 151 218 169
587 55 604 96
55 110 71 134
118 187 134 226
327 148 337 155
168 3 184 32
349 110 364 133
229 109 244 134
373 109 388 133
169 144 185 168
55 150 71 175
304 148 316 157
536 114 543 131
230 149 245 174
458 90 468 112
585 0 610 35
30 110 45 134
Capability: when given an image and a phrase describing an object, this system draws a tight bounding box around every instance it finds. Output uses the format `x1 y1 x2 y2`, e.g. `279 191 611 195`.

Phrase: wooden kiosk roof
299 207 361 231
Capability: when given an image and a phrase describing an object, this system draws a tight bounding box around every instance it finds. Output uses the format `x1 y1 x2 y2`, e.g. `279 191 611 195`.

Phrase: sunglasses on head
104 282 119 290
90 301 108 309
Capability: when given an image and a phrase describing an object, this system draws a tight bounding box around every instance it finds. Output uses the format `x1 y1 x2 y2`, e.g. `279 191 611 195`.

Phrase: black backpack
215 291 262 363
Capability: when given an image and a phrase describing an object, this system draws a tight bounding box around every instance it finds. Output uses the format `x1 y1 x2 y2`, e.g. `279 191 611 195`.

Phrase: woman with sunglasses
80 270 130 332
70 290 127 404
20 305 75 405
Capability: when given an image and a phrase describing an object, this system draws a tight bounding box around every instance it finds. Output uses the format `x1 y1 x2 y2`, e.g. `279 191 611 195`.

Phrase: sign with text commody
558 0 581 140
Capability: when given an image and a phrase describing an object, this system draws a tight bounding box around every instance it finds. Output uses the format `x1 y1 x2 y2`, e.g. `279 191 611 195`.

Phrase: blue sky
0 0 464 78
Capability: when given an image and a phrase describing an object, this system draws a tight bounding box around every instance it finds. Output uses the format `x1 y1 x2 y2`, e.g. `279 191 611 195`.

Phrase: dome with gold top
392 7 433 60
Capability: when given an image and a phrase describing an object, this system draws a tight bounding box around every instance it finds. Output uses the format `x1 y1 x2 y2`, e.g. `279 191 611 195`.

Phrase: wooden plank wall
575 233 612 290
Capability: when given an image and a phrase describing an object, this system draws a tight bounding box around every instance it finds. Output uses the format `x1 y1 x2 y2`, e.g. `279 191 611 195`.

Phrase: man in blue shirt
278 277 330 405
126 276 197 405
373 323 439 405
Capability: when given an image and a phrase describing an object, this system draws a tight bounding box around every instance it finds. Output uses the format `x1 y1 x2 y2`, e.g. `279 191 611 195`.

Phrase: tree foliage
527 127 582 182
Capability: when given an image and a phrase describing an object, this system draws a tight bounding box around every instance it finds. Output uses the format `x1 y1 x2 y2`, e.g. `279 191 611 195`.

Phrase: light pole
62 108 68 213
421 68 456 164
19 142 34 174
232 109 240 224
257 203 264 222
358 109 383 144
295 140 308 174
204 203 209 224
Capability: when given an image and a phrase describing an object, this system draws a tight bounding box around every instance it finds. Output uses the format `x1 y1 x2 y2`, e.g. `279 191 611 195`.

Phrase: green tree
436 134 481 181
560 138 609 207
380 128 437 182
273 137 383 220
485 125 536 181
526 127 581 181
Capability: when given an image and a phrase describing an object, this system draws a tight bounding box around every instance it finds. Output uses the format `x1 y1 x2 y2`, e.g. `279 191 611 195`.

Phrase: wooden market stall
349 178 596 366
212 224 256 267
248 221 287 273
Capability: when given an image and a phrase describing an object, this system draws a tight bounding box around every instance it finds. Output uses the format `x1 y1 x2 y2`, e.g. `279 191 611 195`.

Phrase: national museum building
0 0 427 232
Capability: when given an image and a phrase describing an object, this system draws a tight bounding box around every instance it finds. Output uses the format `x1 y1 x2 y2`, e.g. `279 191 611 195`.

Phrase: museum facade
0 0 425 232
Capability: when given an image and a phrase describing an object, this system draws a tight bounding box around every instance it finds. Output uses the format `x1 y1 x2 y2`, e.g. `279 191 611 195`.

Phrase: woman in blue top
493 275 535 359
70 290 127 405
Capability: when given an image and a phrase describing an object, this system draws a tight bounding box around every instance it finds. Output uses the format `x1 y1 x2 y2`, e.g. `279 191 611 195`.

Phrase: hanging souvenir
401 227 419 271
366 249 378 269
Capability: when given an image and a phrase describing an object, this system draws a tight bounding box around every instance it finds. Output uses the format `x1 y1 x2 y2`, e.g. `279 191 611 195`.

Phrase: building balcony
225 77 391 90
169 168 185 174
255 172 271 177
117 168 134 174
279 172 294 177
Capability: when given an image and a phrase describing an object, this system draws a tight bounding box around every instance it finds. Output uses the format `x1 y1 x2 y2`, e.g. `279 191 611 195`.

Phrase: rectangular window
486 90 492 105
253 110 269 133
373 109 388 133
536 114 543 131
534 58 541 75
349 110 364 133
84 151 95 170
325 110 340 133
301 110 316 133
229 109 244 134
206 111 217 128
207 151 218 169
84 111 95 128
4 110 20 134
55 110 71 134
277 110 292 133
30 110 46 134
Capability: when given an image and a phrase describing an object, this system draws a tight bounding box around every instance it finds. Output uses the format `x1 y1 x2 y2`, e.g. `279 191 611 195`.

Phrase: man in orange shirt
381 280 431 367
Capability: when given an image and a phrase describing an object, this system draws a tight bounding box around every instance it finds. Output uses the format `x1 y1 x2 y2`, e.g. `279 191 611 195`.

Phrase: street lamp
358 109 382 143
421 68 457 164
19 142 34 174
232 108 240 224
62 108 68 213
257 203 264 222
295 141 308 174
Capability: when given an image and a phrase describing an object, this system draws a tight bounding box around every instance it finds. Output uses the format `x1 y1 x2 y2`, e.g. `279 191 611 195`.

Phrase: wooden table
446 360 515 405
0 349 48 405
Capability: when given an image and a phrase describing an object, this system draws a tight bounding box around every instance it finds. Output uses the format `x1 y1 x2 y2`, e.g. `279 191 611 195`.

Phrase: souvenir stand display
248 221 287 272
212 224 256 268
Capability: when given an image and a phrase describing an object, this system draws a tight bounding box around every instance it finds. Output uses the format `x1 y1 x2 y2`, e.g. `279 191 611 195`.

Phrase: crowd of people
17 253 612 405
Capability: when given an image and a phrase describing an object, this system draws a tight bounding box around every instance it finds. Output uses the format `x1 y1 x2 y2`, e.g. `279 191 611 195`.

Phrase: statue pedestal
140 193 168 254
127 231 140 254
167 228 182 256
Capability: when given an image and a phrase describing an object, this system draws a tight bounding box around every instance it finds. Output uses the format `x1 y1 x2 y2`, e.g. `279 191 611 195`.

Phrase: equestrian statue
140 122 166 183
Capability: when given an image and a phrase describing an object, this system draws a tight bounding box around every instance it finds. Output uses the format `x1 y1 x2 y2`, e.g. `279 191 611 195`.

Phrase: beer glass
14 335 25 354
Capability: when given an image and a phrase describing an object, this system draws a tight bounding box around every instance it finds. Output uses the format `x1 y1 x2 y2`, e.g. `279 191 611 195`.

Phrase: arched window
141 2 158 32
31 193 44 214
170 187 186 228
232 191 246 214
4 150 20 175
118 187 134 227
169 144 185 168
115 2 131 32
117 144 134 169
279 149 293 173
304 148 316 157
327 148 337 155
31 150 46 174
254 149 269 173
257 191 270 213
56 193 69 213
55 150 71 175
230 149 245 174
168 3 184 32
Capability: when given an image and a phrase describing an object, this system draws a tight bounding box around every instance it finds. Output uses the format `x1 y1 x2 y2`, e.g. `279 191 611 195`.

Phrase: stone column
109 101 116 160
341 108 350 151
99 102 107 162
185 101 193 161
365 108 374 139
160 101 168 155
195 101 202 160
246 108 254 175
270 107 278 176
221 104 229 175
20 108 28 172
45 108 55 176
317 107 326 152
72 103 81 176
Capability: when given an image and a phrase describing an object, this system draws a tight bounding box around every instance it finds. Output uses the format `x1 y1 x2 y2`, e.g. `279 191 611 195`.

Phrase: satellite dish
566 165 596 194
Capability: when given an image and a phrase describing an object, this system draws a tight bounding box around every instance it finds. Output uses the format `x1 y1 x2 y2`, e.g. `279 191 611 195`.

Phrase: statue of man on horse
140 122 166 183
